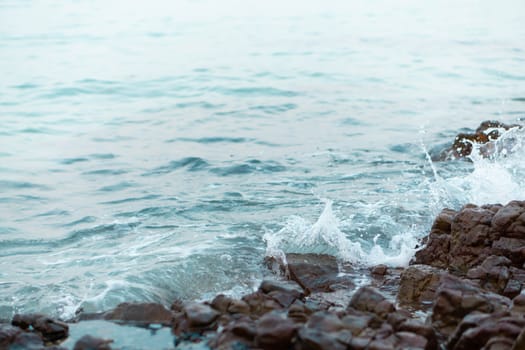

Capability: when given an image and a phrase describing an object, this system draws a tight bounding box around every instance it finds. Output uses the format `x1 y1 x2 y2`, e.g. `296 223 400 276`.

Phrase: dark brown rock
242 291 283 317
285 253 354 294
348 286 395 319
371 265 388 276
397 264 443 310
103 302 173 325
439 120 521 160
447 312 525 350
0 323 22 348
431 274 511 337
12 313 69 343
73 335 113 350
184 303 220 329
254 311 297 350
295 327 348 350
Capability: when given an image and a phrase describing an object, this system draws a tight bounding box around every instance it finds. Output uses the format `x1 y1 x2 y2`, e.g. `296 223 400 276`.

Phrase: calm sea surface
1 0 525 319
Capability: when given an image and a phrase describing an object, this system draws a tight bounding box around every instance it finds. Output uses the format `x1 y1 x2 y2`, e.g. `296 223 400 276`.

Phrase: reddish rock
103 302 173 325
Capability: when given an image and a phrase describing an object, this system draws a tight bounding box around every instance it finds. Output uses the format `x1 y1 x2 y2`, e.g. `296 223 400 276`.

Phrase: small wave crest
264 199 417 267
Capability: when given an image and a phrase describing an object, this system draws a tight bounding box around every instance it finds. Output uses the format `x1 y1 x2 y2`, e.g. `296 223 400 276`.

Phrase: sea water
1 0 525 320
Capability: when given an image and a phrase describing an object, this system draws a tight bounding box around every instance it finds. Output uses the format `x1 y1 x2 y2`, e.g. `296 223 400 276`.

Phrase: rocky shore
2 121 524 350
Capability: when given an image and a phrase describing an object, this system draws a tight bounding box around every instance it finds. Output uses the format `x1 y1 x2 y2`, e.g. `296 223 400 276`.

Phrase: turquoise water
1 0 525 319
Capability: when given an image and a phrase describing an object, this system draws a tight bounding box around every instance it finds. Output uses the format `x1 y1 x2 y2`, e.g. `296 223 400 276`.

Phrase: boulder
348 286 395 319
103 302 173 326
12 313 69 343
254 311 297 350
284 253 354 294
447 312 525 350
431 274 511 337
397 264 443 309
73 335 113 350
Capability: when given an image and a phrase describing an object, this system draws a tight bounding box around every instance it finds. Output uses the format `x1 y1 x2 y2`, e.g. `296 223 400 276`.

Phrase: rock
371 265 388 276
305 311 344 333
431 274 511 337
184 303 220 329
242 291 283 317
103 303 173 325
439 120 520 160
341 314 374 336
396 319 438 350
348 286 395 319
287 301 313 324
259 279 304 299
397 264 443 310
413 201 525 279
295 327 348 350
12 313 69 343
208 314 256 349
447 312 525 350
0 323 22 348
467 255 511 294
285 253 354 294
73 335 113 350
513 326 525 350
254 311 297 349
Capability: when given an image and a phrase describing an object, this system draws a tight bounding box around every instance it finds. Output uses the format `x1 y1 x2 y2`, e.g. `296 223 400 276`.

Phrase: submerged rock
103 302 173 326
73 334 113 350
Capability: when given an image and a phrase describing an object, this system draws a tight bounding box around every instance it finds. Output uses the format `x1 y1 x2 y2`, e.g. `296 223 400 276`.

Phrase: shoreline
2 121 524 349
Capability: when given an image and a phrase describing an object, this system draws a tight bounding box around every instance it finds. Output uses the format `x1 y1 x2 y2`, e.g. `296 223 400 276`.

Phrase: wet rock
438 120 520 160
467 255 511 294
341 313 375 336
287 301 313 324
103 302 173 325
209 314 256 349
371 264 388 276
305 311 343 333
396 319 438 350
285 253 354 294
348 286 395 319
431 274 511 337
295 327 348 350
8 332 45 349
513 327 525 350
397 264 443 309
254 311 297 350
73 334 113 350
184 303 220 329
413 201 525 281
12 313 69 343
447 312 525 350
242 291 283 317
0 323 22 348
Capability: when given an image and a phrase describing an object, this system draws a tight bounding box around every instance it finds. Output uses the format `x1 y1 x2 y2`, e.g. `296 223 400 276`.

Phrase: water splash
264 199 418 267
426 126 525 207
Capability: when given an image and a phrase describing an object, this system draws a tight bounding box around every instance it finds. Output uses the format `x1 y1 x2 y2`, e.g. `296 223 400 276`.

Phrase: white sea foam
264 199 418 267
428 126 525 207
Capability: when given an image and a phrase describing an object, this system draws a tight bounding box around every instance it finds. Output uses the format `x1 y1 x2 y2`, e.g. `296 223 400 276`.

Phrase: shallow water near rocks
1 0 525 323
